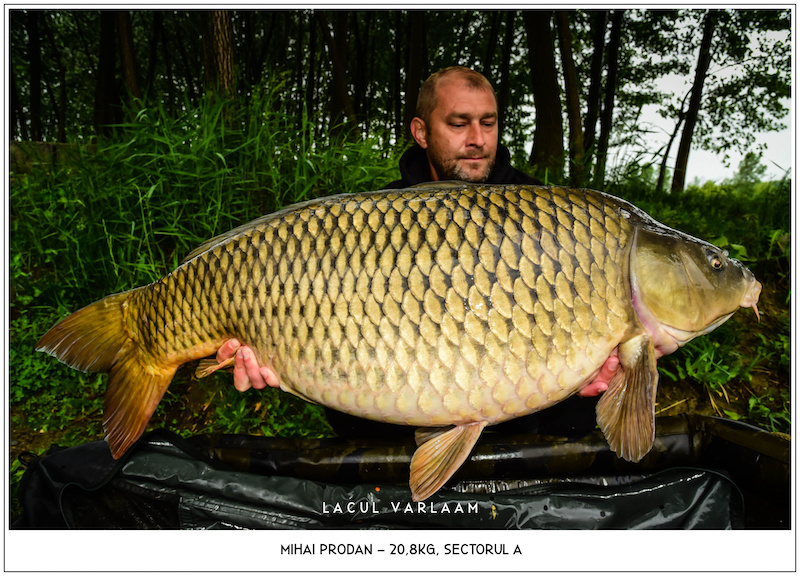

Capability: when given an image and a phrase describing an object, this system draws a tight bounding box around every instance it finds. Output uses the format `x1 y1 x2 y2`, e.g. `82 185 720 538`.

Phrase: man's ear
410 117 428 149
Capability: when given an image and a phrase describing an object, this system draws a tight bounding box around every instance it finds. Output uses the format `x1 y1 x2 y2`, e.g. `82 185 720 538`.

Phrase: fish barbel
36 182 761 501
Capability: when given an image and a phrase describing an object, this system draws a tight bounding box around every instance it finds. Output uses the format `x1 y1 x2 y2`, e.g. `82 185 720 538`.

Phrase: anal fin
414 426 452 447
595 334 658 462
410 422 487 502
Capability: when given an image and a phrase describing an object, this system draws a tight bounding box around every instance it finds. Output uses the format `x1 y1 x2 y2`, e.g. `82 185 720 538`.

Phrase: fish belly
155 184 634 427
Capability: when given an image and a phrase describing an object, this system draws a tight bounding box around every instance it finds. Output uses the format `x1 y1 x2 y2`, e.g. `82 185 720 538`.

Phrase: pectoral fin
595 335 658 462
195 356 236 378
410 422 487 502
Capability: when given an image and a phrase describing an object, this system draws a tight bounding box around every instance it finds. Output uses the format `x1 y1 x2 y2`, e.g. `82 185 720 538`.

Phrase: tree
93 11 120 137
582 10 608 173
402 11 426 140
524 10 564 181
556 11 584 186
318 12 357 132
117 11 141 103
731 151 767 185
593 9 623 186
692 10 791 163
496 11 516 139
656 91 689 193
26 11 42 141
203 10 234 98
671 10 715 193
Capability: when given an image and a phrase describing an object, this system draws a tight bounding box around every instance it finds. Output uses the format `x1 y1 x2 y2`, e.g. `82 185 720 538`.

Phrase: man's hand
216 339 280 392
577 354 619 397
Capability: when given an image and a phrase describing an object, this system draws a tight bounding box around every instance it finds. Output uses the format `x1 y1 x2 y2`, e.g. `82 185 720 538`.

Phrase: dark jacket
385 143 542 189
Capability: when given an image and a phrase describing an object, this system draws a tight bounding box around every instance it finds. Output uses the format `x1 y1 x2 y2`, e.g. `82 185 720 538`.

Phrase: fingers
232 346 281 392
578 353 620 398
260 366 280 388
232 348 251 392
216 338 241 363
578 380 608 398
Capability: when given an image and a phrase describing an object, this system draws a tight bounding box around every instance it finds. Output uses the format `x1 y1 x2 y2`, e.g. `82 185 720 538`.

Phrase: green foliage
747 389 791 435
210 385 334 438
9 313 106 442
10 79 401 312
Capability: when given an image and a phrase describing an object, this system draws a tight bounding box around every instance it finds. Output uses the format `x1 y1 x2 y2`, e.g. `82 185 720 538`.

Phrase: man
214 66 617 429
387 66 539 187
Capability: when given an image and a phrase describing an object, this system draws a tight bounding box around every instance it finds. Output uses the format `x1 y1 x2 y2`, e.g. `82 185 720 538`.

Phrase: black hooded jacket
384 143 542 189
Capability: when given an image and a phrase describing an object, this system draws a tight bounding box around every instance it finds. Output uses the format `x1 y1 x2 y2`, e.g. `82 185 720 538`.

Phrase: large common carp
37 182 761 501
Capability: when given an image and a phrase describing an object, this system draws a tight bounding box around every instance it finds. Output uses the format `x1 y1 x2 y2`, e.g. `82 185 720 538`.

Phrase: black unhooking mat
11 414 790 529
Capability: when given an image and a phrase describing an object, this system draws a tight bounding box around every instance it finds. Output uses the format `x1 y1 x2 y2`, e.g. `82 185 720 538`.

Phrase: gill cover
630 226 760 350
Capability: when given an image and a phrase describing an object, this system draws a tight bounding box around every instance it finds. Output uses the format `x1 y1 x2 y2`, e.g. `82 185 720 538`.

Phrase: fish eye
706 249 725 271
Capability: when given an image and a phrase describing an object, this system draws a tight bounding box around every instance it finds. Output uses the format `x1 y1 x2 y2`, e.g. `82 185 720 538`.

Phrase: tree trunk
41 13 67 142
482 11 503 77
203 10 235 98
523 10 564 182
353 13 370 122
10 64 28 140
27 10 43 141
671 11 716 193
117 11 142 104
145 11 163 100
94 11 119 138
306 11 317 122
556 11 584 186
583 10 608 171
157 14 175 114
497 11 516 139
594 9 624 186
656 92 690 194
317 12 357 132
392 11 403 142
241 11 255 93
403 11 426 137
173 14 198 106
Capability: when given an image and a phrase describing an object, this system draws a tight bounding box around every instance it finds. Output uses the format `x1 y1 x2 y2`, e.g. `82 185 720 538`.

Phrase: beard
427 147 495 183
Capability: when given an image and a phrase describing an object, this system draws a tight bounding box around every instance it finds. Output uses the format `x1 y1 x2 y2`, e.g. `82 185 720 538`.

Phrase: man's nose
466 122 485 147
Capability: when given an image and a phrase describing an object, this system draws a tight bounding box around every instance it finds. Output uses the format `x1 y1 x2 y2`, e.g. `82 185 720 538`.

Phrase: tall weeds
11 80 401 312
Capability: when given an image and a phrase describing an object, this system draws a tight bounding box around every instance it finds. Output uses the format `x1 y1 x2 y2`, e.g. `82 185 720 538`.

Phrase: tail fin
36 291 176 459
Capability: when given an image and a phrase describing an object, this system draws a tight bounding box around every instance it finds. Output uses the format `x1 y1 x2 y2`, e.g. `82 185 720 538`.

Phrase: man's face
415 80 499 182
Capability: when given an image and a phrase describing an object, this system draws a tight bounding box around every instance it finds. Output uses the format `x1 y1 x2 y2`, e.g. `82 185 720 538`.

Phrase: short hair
415 66 497 128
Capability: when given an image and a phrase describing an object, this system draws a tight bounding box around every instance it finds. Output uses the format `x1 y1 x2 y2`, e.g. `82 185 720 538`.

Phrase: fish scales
128 185 631 429
36 182 761 501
